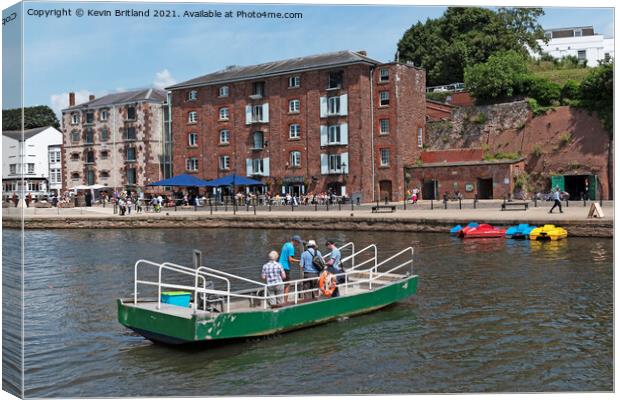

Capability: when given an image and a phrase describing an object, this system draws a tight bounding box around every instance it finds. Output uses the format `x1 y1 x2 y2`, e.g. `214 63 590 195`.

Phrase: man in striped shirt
261 251 286 306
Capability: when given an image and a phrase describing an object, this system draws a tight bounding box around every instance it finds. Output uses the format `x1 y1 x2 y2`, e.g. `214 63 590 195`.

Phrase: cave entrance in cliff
563 175 593 200
477 178 493 199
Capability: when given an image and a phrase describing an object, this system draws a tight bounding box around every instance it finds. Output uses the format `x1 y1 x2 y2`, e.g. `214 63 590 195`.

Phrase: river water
2 228 613 397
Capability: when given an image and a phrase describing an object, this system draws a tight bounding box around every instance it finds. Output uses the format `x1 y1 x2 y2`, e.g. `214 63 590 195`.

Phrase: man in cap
325 240 343 297
300 240 322 299
279 234 303 301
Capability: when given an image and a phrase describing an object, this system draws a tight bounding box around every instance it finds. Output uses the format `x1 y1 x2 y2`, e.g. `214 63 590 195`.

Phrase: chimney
69 92 75 106
89 94 95 101
357 50 367 56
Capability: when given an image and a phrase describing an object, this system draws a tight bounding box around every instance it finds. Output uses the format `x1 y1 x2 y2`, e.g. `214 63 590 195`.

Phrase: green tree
2 105 60 130
397 7 545 86
464 51 529 101
579 60 613 134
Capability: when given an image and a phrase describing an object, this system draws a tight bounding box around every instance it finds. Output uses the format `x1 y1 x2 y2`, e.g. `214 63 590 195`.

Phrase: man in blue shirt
549 187 564 214
279 234 302 300
300 240 321 299
325 240 343 297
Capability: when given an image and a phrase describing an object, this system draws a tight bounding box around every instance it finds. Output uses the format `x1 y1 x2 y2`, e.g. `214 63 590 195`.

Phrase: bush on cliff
523 76 561 106
579 60 613 134
464 50 530 102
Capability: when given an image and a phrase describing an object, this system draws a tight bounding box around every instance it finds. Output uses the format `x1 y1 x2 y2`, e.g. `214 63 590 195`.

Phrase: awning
205 174 263 187
148 174 210 187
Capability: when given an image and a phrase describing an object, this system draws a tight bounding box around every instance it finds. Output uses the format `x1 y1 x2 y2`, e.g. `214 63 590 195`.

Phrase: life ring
318 270 337 297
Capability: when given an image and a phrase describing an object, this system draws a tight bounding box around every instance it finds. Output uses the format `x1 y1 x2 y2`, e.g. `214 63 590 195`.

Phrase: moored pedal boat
529 224 568 241
505 224 537 239
118 243 418 345
450 222 478 236
457 223 506 238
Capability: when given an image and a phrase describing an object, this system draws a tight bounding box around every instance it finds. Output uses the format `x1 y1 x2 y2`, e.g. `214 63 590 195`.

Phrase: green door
551 175 565 191
587 175 597 200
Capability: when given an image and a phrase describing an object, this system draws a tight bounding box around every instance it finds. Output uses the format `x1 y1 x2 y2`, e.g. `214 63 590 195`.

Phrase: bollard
459 198 462 210
269 201 272 212
444 200 447 210
291 202 294 212
315 202 318 212
403 196 407 211
194 204 197 212
534 197 538 207
583 196 587 207
225 198 228 212
431 199 434 210
474 195 477 209
356 198 360 206
566 199 569 208
210 199 213 215
253 199 257 215
114 204 118 214
351 199 354 211
384 196 388 205
326 202 329 211
174 204 177 212
246 203 249 212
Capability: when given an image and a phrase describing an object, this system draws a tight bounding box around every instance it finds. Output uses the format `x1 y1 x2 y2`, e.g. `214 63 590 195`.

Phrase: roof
2 126 53 141
167 50 382 90
544 26 593 32
406 157 526 169
62 88 167 112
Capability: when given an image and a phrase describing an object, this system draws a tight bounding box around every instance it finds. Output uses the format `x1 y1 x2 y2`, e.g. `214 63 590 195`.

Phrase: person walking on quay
261 250 286 307
279 235 303 301
549 187 564 214
301 240 323 299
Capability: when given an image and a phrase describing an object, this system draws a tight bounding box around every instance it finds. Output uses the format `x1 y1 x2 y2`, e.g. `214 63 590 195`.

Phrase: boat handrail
342 244 377 271
323 242 355 265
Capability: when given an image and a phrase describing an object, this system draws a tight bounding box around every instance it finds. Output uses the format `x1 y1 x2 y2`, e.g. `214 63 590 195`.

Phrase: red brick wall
426 101 452 121
420 148 484 163
448 91 474 107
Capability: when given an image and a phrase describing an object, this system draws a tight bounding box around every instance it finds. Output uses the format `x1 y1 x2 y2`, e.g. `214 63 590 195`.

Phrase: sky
2 1 615 115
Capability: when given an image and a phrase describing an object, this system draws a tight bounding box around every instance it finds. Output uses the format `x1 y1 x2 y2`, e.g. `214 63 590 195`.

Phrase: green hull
118 275 418 345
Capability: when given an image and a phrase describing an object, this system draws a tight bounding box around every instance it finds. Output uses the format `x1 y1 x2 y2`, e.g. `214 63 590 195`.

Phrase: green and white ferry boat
117 243 418 345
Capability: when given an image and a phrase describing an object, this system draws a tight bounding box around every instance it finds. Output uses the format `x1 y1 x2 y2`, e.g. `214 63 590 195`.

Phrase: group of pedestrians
260 235 344 307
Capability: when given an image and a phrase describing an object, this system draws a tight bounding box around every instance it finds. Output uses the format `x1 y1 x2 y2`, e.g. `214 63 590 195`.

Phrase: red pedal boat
457 223 506 238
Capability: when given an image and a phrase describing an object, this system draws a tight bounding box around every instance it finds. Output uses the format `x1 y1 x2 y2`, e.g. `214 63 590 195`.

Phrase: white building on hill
534 26 614 67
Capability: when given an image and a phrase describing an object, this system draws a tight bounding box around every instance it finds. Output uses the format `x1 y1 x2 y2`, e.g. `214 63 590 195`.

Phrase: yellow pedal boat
529 224 568 241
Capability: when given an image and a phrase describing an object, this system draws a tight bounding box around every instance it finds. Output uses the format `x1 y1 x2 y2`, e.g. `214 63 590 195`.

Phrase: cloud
50 90 93 116
153 69 176 89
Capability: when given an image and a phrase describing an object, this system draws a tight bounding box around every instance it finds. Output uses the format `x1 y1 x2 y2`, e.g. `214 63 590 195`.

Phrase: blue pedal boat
450 222 478 236
505 224 536 240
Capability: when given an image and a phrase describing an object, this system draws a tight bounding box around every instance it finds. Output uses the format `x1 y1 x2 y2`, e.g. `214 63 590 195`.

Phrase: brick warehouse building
167 50 426 202
61 89 168 191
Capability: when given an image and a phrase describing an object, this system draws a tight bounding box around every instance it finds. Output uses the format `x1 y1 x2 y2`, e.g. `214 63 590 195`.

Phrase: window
328 70 343 89
417 127 423 148
100 127 109 142
289 76 300 88
86 151 95 164
290 151 301 167
380 148 390 166
70 153 80 161
188 111 198 123
219 129 230 144
380 119 390 135
9 164 16 175
186 158 199 171
28 182 41 192
100 109 108 121
127 106 136 120
126 147 136 161
71 113 80 125
252 131 264 149
219 155 230 170
49 150 61 163
100 170 110 178
379 68 389 82
188 132 198 147
26 163 34 174
219 86 229 97
252 158 264 175
252 81 265 97
253 105 264 122
126 168 137 185
85 129 94 144
125 127 136 140
289 99 300 113
49 168 61 184
187 90 198 101
328 125 341 144
289 124 301 139
329 154 343 172
379 91 389 106
71 130 80 143
86 169 95 185
100 150 109 160
574 29 582 37
604 53 611 62
71 172 80 180
86 112 94 124
328 96 340 115
219 107 229 120
577 50 587 62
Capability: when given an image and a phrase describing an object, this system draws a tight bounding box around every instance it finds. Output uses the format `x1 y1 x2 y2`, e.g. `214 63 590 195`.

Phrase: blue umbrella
148 174 210 187
205 174 263 187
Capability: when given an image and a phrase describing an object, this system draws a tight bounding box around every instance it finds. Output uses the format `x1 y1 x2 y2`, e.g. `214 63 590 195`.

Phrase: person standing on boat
261 251 286 306
301 240 322 299
325 240 343 297
279 235 302 300
549 187 564 214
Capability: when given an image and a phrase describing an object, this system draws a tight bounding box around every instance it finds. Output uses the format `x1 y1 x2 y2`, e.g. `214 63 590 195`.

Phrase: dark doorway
326 182 344 196
477 178 493 199
564 175 590 200
422 180 438 200
379 180 392 202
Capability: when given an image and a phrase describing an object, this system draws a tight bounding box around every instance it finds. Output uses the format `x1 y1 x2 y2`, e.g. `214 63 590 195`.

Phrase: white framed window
252 158 264 174
219 155 230 170
100 109 108 121
289 124 301 139
126 168 136 185
188 90 198 101
9 164 16 175
188 132 198 147
574 29 582 37
219 129 230 144
188 111 198 123
321 153 348 175
289 99 300 113
186 158 199 171
379 68 389 82
328 97 340 115
320 124 348 146
49 150 61 163
290 151 301 167
577 50 587 62
219 107 229 121
380 119 390 135
219 86 229 97
328 125 341 144
320 95 347 117
379 91 389 106
417 127 423 148
71 113 80 125
329 154 343 172
245 103 269 124
252 131 264 149
380 148 390 166
288 76 300 88
126 147 136 162
50 168 61 184
27 163 35 174
84 111 92 124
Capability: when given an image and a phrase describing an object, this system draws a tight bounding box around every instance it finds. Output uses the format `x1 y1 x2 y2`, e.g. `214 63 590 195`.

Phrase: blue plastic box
161 291 191 308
